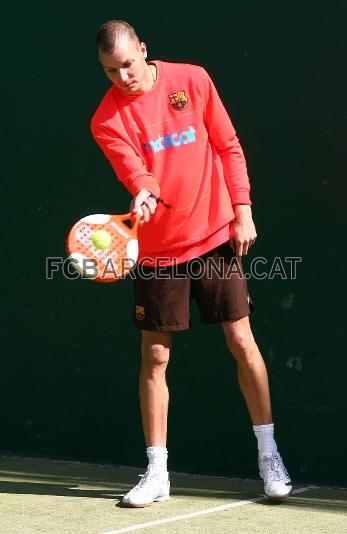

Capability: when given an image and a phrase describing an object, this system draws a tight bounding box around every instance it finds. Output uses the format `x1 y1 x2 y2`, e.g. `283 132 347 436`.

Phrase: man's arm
91 120 160 221
90 120 160 200
202 69 257 255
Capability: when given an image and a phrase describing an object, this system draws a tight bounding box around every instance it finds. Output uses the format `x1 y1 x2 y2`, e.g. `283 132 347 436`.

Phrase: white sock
146 446 168 474
253 423 278 455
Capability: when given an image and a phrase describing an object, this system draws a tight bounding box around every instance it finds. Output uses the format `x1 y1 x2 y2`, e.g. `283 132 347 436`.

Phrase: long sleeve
202 70 251 205
90 119 160 198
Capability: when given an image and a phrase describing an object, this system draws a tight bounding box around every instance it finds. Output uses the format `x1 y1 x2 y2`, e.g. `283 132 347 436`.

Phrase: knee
224 324 256 363
143 343 170 369
141 331 171 372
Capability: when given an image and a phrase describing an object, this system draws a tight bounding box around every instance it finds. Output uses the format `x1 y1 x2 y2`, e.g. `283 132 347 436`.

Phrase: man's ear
140 42 147 58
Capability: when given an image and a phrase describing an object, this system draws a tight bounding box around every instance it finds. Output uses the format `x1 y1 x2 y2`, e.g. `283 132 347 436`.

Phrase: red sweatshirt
91 61 251 265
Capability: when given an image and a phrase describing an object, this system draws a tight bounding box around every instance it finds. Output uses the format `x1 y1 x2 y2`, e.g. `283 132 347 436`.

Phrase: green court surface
0 456 345 534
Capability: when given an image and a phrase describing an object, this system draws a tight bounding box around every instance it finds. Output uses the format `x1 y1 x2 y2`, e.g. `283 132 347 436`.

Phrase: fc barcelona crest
168 91 188 111
135 305 145 320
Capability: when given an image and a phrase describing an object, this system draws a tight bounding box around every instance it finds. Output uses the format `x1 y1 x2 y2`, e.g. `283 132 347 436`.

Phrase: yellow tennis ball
91 229 112 250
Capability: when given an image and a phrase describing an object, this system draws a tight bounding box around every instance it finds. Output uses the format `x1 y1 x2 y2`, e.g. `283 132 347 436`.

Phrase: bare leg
222 316 272 424
122 329 172 506
139 330 172 446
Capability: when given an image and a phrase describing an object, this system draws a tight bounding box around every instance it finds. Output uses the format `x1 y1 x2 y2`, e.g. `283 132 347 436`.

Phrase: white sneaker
259 452 292 500
122 469 170 507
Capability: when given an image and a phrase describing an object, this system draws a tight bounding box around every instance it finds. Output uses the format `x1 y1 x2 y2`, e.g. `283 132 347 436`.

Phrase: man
91 20 292 507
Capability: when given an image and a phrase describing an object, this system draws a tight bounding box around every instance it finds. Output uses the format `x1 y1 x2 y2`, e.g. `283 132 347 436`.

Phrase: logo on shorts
136 305 145 320
168 91 188 111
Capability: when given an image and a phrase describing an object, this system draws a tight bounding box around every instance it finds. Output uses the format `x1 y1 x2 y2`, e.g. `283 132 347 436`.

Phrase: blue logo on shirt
144 126 196 153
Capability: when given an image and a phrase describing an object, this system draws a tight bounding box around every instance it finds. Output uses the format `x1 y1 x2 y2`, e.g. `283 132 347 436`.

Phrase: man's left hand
230 204 257 256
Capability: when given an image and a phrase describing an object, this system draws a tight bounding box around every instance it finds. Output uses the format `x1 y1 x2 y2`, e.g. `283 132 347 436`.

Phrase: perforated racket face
66 213 139 282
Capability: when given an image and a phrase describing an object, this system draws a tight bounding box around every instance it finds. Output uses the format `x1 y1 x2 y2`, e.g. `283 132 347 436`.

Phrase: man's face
98 37 148 95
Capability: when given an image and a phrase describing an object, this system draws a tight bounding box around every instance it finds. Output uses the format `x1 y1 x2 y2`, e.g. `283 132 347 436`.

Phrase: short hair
96 20 140 55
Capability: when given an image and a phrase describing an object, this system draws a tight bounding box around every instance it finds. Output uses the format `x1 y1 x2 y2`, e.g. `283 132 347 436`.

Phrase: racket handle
151 195 172 209
130 212 140 232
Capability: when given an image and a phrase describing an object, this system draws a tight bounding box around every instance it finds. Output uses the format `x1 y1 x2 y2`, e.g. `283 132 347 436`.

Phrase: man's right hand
130 189 158 223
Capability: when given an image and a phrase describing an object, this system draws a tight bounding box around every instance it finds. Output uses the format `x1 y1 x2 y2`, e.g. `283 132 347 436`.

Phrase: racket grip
131 212 140 229
149 195 172 209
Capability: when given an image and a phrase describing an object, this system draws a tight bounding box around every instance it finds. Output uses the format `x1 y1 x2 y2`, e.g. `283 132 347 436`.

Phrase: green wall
2 2 346 485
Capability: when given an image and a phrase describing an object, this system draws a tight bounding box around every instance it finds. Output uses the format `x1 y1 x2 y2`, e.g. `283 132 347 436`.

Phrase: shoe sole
122 495 170 508
265 487 293 501
259 470 293 501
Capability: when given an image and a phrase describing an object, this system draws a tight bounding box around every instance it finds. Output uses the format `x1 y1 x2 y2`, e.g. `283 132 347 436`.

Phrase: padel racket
66 213 140 282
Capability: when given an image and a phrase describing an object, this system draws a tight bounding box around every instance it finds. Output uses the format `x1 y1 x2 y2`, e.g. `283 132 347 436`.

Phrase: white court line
100 485 318 534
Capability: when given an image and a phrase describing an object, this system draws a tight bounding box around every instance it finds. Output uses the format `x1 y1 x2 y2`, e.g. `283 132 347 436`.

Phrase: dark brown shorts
133 241 253 331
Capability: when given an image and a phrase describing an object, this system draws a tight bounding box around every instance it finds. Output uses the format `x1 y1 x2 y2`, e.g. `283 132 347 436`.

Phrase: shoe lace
266 454 290 482
133 470 161 490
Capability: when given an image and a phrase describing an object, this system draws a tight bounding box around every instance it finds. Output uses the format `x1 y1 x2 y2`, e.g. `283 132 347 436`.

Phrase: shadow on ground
0 455 346 513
